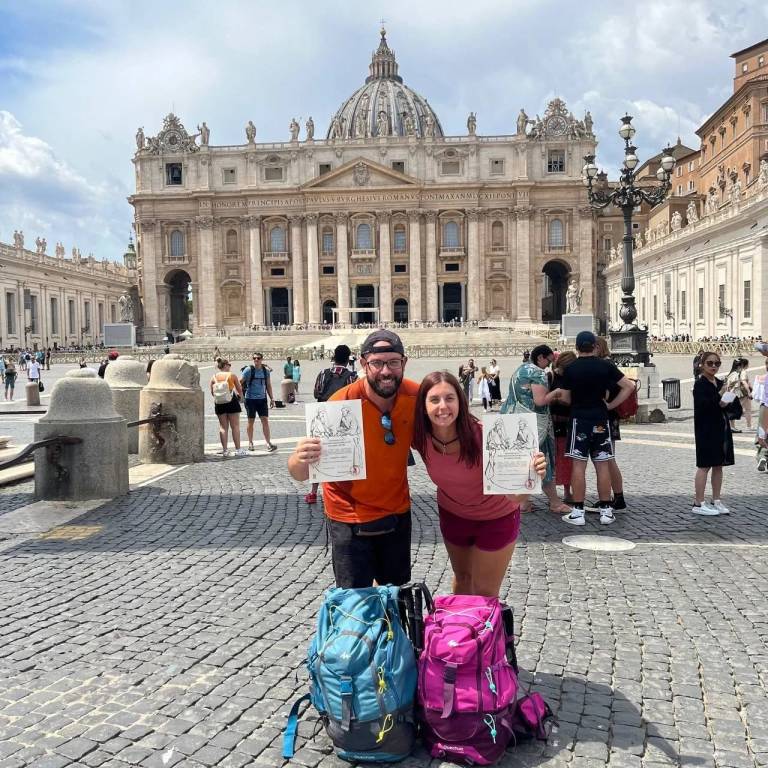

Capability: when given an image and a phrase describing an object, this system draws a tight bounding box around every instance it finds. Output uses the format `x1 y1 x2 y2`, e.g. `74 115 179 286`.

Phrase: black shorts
214 397 241 416
245 398 269 419
327 510 412 588
566 417 614 462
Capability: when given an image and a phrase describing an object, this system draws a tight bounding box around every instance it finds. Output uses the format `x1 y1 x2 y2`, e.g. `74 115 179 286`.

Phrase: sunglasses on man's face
381 412 395 445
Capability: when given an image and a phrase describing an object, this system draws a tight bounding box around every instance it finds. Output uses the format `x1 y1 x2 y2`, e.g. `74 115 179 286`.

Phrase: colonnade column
408 211 422 322
196 216 215 331
515 207 532 321
335 212 349 322
578 206 594 315
306 213 320 324
138 220 160 337
290 215 305 325
247 215 264 327
467 209 481 321
377 211 392 323
425 211 438 322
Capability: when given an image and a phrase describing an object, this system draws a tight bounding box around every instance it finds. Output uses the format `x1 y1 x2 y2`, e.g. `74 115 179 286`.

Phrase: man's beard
367 371 403 398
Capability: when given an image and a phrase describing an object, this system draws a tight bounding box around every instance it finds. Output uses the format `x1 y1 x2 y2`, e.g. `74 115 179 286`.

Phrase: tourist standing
501 344 568 514
292 359 302 395
27 357 42 388
45 347 51 371
0 355 5 385
692 351 733 515
3 361 16 400
724 359 746 432
458 358 477 401
304 344 357 504
738 358 753 430
755 357 768 473
412 371 545 596
555 331 636 526
240 353 277 453
549 351 576 505
487 359 502 406
288 330 418 588
476 367 492 412
210 358 246 457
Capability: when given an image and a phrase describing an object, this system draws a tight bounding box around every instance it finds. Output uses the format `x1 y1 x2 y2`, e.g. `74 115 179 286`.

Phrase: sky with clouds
1 0 766 262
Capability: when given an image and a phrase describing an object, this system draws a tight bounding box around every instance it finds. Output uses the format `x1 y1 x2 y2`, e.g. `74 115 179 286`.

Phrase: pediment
302 158 419 189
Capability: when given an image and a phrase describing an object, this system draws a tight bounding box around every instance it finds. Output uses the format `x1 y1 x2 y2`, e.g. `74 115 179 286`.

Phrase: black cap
575 330 597 351
360 329 405 357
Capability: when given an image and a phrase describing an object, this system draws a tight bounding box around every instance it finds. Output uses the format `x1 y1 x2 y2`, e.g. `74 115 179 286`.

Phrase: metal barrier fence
0 436 82 481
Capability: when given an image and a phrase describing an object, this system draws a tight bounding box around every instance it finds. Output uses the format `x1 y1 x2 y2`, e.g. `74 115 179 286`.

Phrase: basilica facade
129 29 597 341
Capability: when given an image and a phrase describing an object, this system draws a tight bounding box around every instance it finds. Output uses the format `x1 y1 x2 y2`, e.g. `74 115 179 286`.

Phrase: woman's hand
531 451 547 479
293 437 322 465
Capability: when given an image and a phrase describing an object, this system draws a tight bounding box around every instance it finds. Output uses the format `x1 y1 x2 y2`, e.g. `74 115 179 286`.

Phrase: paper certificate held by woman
482 413 542 495
305 399 367 482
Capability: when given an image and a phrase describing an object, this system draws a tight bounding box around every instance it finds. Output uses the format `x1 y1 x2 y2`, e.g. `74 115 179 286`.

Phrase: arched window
270 225 286 252
356 222 372 249
443 221 460 248
225 229 238 254
491 221 504 247
394 298 409 322
548 218 564 249
322 227 334 254
170 229 185 257
393 224 407 253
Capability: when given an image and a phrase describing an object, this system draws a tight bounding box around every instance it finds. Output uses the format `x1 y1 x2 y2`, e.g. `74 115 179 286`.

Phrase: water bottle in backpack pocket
283 586 417 763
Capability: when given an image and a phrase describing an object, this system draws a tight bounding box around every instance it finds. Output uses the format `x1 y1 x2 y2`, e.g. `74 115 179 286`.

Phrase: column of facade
505 208 517 319
408 211 422 322
290 215 305 325
467 209 481 321
306 213 320 324
247 215 264 327
336 213 349 320
377 211 392 323
196 216 215 331
515 207 532 321
578 207 594 315
138 220 160 335
424 211 438 322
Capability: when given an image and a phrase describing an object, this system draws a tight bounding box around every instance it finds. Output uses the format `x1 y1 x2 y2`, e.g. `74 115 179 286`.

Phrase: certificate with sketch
482 413 541 495
305 400 367 482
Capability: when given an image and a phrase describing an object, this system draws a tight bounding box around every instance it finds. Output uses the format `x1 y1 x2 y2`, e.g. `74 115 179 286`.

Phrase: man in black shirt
554 331 635 526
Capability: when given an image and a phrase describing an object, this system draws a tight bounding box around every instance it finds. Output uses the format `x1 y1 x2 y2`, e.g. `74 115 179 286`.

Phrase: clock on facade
546 116 567 136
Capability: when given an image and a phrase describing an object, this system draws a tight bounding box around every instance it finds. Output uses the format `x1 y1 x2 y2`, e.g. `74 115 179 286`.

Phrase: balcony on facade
263 251 290 263
438 247 466 260
163 254 189 266
350 248 377 260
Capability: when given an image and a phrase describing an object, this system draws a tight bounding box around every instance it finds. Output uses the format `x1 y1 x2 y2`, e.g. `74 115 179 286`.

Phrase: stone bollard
26 381 41 406
138 354 204 464
104 356 147 454
34 369 129 500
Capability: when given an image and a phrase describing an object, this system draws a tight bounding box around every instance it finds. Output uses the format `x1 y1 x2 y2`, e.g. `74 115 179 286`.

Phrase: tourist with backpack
554 331 636 526
240 352 277 453
210 358 246 457
304 345 357 504
412 371 545 597
288 330 418 588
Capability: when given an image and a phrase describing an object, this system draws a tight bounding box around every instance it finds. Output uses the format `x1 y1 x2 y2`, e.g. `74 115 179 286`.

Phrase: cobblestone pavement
0 366 767 767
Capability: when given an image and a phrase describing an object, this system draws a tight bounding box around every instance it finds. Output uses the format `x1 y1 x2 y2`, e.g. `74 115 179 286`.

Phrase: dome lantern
366 27 402 84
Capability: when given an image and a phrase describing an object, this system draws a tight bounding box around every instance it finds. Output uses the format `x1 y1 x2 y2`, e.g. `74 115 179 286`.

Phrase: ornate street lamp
583 114 675 364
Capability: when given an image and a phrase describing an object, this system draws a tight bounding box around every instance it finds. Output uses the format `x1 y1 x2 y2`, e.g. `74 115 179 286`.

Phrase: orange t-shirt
322 377 419 523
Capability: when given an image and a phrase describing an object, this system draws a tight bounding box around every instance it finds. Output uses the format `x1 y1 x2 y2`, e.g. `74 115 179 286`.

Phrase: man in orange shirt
288 330 418 587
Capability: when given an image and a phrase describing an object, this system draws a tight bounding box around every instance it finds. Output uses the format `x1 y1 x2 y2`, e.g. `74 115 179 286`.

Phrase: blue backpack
283 586 417 763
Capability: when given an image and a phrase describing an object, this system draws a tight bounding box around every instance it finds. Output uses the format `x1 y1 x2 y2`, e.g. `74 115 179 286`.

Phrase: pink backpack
418 595 519 764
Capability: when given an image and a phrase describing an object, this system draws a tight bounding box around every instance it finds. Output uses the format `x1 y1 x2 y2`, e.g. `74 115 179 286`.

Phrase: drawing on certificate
305 400 366 482
482 413 541 495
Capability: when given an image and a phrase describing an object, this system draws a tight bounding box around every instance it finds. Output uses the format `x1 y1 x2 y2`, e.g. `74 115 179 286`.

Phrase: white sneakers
712 499 730 514
234 448 249 457
691 501 724 516
562 509 586 526
599 507 616 525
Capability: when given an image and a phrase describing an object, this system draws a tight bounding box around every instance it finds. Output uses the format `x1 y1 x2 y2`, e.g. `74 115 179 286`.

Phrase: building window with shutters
743 280 751 318
698 287 704 321
718 284 726 318
548 218 564 250
170 229 185 257
269 225 286 252
547 149 565 173
356 222 372 249
442 221 460 248
225 229 238 255
491 221 504 247
322 227 334 254
393 224 407 253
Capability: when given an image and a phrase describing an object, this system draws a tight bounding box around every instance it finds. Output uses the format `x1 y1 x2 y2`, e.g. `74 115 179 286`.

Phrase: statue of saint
118 293 135 323
55 242 65 258
245 120 256 143
135 126 145 150
355 110 367 137
403 112 415 136
467 112 477 136
424 114 435 138
197 122 210 146
305 116 314 141
13 230 23 248
759 158 768 187
289 118 300 141
565 279 583 314
686 199 698 223
376 111 389 137
584 111 593 134
516 108 529 135
35 236 43 254
671 211 683 231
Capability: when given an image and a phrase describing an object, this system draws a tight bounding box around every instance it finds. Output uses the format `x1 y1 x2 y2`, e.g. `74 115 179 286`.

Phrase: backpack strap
282 693 311 759
441 663 458 719
340 677 354 731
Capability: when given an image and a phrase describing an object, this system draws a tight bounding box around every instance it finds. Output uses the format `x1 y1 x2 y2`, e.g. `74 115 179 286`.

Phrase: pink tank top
422 422 519 521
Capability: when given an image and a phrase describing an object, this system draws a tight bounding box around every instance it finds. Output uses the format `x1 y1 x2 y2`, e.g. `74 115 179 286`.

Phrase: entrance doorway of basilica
441 283 463 322
322 300 336 325
354 285 376 324
166 270 192 333
269 287 290 326
541 261 569 323
393 298 408 323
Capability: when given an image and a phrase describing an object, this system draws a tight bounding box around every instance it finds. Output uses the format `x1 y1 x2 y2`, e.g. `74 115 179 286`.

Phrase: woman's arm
232 374 243 398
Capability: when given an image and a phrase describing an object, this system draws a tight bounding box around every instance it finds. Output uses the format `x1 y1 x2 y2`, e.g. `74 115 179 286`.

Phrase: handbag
725 397 743 421
38 380 44 392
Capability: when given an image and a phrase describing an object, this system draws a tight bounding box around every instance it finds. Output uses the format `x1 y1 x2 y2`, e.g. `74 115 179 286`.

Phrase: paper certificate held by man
305 399 367 482
482 413 542 495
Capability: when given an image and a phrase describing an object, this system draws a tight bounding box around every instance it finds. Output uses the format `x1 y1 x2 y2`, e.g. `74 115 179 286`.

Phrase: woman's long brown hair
413 371 481 467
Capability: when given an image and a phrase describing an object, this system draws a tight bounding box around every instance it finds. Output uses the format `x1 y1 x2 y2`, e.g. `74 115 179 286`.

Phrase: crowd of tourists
0 348 48 400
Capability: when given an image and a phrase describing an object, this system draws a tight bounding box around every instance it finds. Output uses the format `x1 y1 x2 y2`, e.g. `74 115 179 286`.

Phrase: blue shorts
245 398 269 419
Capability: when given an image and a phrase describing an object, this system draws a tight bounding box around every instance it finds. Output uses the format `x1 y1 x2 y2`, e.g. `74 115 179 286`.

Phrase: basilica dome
327 28 444 141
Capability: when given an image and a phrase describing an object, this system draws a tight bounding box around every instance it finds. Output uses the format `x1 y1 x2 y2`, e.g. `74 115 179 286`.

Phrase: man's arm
266 376 275 405
606 376 635 411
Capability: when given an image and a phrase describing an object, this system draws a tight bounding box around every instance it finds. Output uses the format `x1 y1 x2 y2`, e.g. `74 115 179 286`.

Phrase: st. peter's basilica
129 29 597 341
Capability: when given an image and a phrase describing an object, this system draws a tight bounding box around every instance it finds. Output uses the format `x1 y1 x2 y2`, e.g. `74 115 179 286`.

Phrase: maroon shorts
438 507 521 552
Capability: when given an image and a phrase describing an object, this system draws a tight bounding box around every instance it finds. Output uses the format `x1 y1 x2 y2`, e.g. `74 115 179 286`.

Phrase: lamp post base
610 326 652 366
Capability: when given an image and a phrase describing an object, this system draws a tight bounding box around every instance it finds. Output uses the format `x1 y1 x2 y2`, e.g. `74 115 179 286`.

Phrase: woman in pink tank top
413 371 546 597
